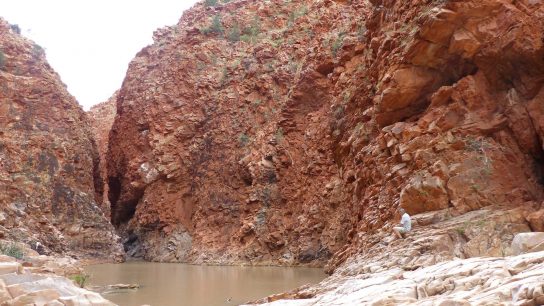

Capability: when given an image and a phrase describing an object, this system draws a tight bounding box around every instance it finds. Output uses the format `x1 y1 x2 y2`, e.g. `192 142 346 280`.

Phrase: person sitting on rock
393 208 411 239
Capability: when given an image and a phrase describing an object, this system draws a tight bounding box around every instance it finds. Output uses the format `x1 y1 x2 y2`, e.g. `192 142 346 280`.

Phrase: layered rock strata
107 0 544 267
88 92 118 217
0 19 123 260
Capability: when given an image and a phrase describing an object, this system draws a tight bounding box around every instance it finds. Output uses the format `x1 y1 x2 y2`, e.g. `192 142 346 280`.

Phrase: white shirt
401 213 411 231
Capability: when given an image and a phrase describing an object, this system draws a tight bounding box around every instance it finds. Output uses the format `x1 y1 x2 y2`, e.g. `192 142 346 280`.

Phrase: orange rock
103 0 544 268
0 18 122 260
87 92 118 218
526 209 544 232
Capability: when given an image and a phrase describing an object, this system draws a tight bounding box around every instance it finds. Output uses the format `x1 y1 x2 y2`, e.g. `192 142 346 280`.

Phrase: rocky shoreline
250 250 544 305
0 243 116 306
249 205 544 305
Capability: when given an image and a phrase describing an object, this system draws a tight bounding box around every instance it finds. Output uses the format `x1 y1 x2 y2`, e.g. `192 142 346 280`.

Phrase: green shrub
239 133 250 146
288 5 308 27
70 273 90 288
227 24 241 42
240 17 261 44
0 50 5 70
246 17 261 37
32 43 44 59
205 0 218 7
357 25 367 41
219 66 229 86
455 227 465 236
201 15 224 35
0 242 24 259
275 128 284 142
331 34 345 57
240 34 254 43
10 24 21 34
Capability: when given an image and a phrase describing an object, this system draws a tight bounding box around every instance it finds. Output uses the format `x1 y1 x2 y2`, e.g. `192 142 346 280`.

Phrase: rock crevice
0 18 123 260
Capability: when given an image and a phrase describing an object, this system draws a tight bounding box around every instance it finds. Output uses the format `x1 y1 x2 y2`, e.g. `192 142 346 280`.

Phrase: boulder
511 233 544 255
59 293 117 306
400 173 450 215
0 263 22 276
0 279 11 303
4 289 60 306
526 209 544 232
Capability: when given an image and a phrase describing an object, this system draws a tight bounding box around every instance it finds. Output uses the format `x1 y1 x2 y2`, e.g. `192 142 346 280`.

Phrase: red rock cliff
88 91 118 217
0 19 123 260
107 0 544 266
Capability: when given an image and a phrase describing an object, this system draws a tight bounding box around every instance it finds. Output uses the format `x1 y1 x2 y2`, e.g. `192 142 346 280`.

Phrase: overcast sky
2 0 199 110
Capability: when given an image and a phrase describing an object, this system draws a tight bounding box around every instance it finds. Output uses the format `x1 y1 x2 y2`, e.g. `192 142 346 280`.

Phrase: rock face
108 0 359 264
250 251 544 306
88 92 118 217
0 19 122 260
107 0 544 265
512 232 544 255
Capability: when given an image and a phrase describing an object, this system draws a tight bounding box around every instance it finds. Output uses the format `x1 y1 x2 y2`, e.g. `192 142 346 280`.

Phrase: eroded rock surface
249 206 544 305
250 251 544 306
107 0 544 267
108 0 363 264
88 92 118 217
0 245 116 306
0 19 123 260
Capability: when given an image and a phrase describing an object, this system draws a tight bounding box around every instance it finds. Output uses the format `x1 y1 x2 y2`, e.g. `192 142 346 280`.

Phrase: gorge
1 0 544 305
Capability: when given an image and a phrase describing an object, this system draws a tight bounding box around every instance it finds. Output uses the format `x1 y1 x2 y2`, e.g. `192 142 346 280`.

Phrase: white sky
2 0 199 110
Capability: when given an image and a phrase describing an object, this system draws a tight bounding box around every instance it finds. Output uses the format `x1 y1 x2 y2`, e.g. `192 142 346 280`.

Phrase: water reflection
85 262 326 306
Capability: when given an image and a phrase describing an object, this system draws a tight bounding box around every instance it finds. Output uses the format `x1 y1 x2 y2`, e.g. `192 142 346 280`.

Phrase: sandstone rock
4 289 59 306
106 0 353 264
59 293 116 306
0 255 116 305
512 233 544 255
0 279 11 303
251 251 544 306
104 0 544 274
0 263 21 276
376 67 441 126
526 209 544 232
400 172 450 215
87 92 118 218
0 18 122 260
0 256 13 263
